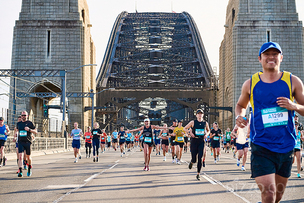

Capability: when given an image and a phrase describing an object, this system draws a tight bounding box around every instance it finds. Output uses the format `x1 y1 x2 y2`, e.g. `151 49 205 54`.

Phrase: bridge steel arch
96 12 217 129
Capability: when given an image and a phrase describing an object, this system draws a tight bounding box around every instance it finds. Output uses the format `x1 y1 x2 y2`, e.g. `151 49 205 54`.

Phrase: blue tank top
295 131 301 149
250 71 296 153
154 130 161 140
0 125 7 141
112 132 118 139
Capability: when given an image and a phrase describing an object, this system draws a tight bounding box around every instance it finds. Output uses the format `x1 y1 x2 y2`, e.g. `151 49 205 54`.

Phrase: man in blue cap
235 41 304 202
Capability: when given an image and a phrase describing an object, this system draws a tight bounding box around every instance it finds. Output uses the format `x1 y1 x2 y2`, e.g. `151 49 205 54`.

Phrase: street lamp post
91 88 115 130
63 64 97 149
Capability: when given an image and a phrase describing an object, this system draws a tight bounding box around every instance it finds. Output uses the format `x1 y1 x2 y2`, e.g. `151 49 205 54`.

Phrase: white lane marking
44 185 82 189
201 175 217 185
53 162 119 203
84 174 99 182
53 150 137 203
203 173 251 203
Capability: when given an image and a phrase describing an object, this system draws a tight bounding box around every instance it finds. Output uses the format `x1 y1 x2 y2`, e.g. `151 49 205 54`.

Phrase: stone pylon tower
219 0 304 129
9 0 96 133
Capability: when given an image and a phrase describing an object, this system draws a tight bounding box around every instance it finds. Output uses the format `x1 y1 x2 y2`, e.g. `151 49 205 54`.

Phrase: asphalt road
0 146 303 203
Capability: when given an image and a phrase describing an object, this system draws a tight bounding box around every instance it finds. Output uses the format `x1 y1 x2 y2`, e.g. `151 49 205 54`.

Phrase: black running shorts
251 143 293 178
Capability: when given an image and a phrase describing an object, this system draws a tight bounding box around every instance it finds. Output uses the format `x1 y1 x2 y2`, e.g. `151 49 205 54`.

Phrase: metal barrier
4 137 86 153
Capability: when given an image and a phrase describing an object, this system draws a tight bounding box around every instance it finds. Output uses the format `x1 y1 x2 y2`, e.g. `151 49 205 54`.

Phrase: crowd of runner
0 108 302 182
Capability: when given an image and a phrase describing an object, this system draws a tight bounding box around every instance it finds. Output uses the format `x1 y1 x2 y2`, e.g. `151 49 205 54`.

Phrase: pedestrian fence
4 137 86 154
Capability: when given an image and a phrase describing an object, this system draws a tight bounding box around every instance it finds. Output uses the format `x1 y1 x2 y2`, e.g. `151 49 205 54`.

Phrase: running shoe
203 161 205 167
146 166 150 171
217 157 220 162
143 166 146 171
16 169 20 174
214 160 217 164
237 159 240 167
241 166 246 171
172 159 175 164
297 173 301 178
79 156 81 159
233 152 236 158
177 160 181 165
93 158 95 162
96 157 98 162
74 158 78 163
301 167 303 171
27 168 32 177
158 152 160 155
18 172 23 177
188 162 193 169
23 160 27 170
123 152 125 154
3 157 6 166
163 156 166 161
211 152 213 156
196 174 200 181
121 153 123 157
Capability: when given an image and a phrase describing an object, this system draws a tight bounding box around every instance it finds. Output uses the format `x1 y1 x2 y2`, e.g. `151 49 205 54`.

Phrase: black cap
172 119 178 123
0 117 4 121
178 120 183 123
196 109 204 114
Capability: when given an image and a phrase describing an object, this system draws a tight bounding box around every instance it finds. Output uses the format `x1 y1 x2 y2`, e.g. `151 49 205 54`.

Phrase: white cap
144 118 150 122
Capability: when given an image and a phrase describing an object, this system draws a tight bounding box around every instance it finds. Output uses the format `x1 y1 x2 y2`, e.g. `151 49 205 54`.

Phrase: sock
203 158 205 162
0 158 2 165
17 159 19 164
19 167 22 173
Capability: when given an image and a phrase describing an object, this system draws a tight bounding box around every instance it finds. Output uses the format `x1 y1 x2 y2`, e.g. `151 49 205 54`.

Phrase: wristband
235 115 247 120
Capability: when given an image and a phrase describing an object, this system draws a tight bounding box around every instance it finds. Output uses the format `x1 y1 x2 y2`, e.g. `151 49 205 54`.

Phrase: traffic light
43 100 48 118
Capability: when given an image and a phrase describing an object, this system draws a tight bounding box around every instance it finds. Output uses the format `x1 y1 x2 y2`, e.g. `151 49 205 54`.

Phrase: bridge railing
4 137 86 154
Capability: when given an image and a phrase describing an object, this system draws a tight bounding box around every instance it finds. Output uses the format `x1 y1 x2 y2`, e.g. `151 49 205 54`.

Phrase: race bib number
86 136 90 139
261 107 288 128
162 133 167 137
144 137 152 143
93 131 97 135
177 137 184 142
213 137 219 141
20 130 27 137
195 129 205 136
0 134 5 138
74 133 79 137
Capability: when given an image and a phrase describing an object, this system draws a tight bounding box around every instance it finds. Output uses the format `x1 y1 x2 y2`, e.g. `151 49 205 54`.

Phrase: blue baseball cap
259 42 282 56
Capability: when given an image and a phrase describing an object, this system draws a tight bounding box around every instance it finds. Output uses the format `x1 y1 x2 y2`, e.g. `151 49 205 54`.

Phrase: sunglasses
21 115 27 116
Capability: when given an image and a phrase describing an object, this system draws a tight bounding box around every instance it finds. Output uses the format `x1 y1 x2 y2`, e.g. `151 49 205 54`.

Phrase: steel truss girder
16 92 93 98
97 12 215 89
0 69 65 77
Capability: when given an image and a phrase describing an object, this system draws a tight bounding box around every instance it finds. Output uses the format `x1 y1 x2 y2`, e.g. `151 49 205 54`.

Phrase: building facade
9 0 96 133
219 0 304 130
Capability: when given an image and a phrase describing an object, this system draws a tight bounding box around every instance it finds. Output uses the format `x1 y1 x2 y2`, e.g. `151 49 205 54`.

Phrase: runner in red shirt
84 127 92 158
135 134 139 148
100 129 107 153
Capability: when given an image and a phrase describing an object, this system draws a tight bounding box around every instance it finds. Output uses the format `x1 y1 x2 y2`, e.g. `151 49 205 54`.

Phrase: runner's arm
235 79 251 127
277 75 304 116
127 126 144 133
205 122 210 138
184 120 194 130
